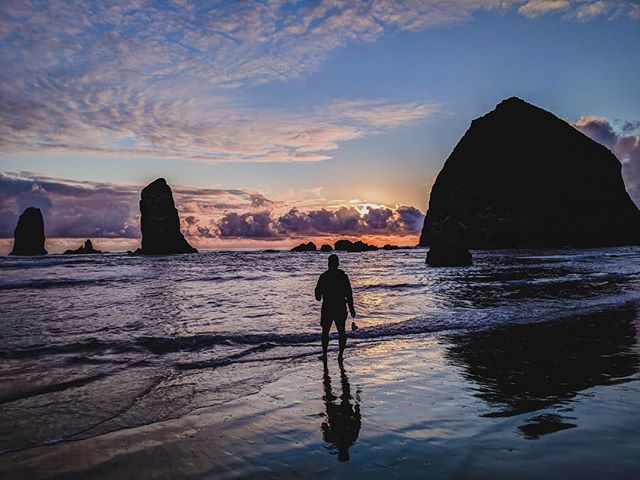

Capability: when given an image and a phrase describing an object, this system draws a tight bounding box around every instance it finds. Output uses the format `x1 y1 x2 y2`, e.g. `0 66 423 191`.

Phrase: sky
1 0 639 252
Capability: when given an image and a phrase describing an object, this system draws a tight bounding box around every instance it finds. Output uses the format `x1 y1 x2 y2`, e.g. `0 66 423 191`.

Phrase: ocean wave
0 373 109 404
0 277 117 290
3 295 638 363
0 338 139 360
355 282 424 292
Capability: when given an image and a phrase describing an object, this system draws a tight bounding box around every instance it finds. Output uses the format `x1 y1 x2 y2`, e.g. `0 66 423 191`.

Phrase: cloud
0 172 425 245
0 172 269 239
0 172 139 239
574 116 640 206
0 85 438 162
574 115 618 146
215 203 425 239
217 211 279 238
1 1 635 162
572 1 610 21
518 0 571 18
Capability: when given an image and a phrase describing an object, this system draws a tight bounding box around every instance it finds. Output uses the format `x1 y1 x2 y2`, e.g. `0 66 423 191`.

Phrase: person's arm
315 274 323 301
345 274 355 317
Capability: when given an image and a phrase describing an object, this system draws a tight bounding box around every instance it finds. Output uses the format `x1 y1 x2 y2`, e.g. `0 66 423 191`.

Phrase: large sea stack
420 97 640 249
9 207 47 256
137 178 197 254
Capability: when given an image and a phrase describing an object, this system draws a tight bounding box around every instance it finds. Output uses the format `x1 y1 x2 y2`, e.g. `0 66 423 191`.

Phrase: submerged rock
64 239 102 255
9 207 47 256
291 241 317 252
420 97 640 248
136 178 197 255
320 244 333 252
334 240 378 252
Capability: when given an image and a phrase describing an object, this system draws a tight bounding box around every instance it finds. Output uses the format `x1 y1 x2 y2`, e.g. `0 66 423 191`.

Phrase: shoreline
2 303 639 480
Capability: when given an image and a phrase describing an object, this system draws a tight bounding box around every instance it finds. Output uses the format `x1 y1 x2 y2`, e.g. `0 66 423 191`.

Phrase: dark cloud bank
0 173 424 242
214 205 424 239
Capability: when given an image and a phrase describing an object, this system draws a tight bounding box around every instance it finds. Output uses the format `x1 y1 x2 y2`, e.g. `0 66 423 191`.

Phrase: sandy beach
2 303 639 480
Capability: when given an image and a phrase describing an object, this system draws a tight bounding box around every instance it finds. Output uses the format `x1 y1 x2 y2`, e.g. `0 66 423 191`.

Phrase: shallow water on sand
0 247 639 457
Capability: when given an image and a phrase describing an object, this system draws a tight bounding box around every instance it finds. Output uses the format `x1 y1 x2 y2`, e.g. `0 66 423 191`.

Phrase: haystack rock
420 97 640 249
64 239 102 255
9 207 47 256
136 178 197 254
320 244 333 252
426 245 472 267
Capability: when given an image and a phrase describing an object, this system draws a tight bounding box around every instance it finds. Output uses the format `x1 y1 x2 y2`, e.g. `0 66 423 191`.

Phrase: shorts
321 305 348 329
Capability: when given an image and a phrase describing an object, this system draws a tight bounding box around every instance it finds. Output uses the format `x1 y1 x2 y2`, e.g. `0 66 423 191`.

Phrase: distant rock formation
64 239 102 255
382 244 399 250
320 244 333 252
135 178 197 255
334 240 378 252
9 207 47 256
291 241 317 252
420 97 640 249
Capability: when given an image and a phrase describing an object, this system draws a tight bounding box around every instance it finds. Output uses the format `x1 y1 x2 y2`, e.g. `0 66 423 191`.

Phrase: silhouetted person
315 254 355 361
321 359 361 461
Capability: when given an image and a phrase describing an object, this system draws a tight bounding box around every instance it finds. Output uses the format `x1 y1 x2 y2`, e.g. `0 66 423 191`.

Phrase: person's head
328 254 339 270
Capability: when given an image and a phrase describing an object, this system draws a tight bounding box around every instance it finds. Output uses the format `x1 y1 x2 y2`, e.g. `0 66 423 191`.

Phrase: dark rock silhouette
9 207 47 256
64 239 102 255
425 219 472 266
420 97 640 249
135 178 197 255
382 244 399 250
426 245 472 267
291 241 317 252
320 244 333 252
334 240 378 252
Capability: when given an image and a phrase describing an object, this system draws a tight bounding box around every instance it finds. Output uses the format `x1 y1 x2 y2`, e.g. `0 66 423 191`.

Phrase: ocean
1 247 639 455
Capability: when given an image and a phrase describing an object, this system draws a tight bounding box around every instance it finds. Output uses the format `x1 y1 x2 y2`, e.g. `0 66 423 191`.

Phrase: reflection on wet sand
321 360 361 461
517 413 577 439
446 304 640 438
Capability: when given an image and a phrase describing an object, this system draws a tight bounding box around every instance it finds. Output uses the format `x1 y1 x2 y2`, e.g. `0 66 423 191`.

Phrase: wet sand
1 304 639 479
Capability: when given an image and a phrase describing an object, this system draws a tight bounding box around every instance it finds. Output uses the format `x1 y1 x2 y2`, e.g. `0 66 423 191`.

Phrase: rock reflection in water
446 304 639 438
517 413 577 439
321 360 361 461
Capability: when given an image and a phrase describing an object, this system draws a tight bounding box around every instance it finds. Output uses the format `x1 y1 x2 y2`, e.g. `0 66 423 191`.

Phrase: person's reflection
321 359 361 462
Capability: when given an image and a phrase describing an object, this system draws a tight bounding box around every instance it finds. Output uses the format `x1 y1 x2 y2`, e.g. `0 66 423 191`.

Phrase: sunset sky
1 0 639 252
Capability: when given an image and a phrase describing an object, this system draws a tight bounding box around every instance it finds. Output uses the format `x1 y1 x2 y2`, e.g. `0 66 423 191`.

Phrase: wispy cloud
1 1 635 162
518 0 571 18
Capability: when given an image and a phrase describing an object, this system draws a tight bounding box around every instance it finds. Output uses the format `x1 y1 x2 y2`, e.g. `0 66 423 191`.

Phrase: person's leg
336 316 347 361
321 316 331 358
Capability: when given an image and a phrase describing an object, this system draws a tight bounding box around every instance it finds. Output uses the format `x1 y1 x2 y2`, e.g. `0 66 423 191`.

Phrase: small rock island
291 241 317 252
291 239 379 252
64 239 102 255
9 207 47 256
